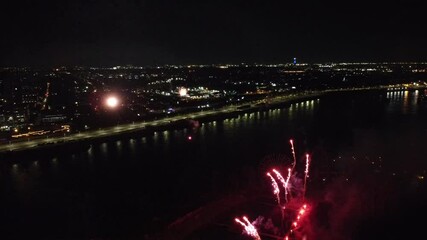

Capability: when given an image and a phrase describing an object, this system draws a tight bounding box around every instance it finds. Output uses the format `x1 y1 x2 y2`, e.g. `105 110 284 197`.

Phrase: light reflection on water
386 90 420 115
100 142 108 157
2 90 427 238
6 91 420 190
87 146 94 164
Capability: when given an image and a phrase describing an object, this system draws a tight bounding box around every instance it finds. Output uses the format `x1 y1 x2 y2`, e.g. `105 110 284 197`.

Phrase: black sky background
1 0 426 67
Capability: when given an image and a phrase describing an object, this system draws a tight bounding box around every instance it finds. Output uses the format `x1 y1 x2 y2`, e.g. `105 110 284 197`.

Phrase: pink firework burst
235 216 261 240
267 172 281 204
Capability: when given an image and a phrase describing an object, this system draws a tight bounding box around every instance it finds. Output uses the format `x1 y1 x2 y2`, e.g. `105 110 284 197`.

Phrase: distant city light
105 96 119 108
179 87 188 97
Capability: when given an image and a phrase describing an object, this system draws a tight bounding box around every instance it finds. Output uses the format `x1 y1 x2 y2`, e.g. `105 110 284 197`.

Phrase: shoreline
0 92 322 160
0 85 421 159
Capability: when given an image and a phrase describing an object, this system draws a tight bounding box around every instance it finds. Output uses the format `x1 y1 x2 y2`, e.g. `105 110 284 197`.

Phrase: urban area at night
1 1 427 240
0 62 427 145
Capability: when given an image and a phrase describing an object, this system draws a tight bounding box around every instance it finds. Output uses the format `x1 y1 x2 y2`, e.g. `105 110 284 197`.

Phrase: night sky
1 0 426 67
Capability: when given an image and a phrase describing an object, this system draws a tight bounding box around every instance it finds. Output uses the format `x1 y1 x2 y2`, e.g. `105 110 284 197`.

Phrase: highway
0 99 256 153
0 85 419 153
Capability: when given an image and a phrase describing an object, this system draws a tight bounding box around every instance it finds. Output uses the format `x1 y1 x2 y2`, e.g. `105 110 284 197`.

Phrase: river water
1 89 426 239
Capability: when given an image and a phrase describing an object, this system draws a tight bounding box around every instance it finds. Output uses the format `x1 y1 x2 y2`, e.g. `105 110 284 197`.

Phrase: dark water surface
1 90 427 239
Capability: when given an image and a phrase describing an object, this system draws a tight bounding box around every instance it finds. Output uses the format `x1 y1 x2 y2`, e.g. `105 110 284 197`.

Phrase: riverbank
0 91 326 158
2 85 420 158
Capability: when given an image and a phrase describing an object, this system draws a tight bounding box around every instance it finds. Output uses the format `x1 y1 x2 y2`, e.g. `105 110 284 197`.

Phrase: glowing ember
287 204 310 236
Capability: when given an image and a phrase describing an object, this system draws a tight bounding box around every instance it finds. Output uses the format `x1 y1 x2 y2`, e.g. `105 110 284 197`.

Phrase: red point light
187 136 192 140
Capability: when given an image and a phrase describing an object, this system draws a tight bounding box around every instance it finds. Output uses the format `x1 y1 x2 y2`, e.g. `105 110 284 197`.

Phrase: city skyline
1 2 427 238
1 0 426 67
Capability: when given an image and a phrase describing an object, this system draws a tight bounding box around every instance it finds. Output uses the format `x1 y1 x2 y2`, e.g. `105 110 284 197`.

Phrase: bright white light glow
179 88 188 97
106 96 119 108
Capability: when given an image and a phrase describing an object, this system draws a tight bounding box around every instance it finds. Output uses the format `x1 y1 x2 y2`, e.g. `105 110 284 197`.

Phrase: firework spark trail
285 168 292 202
272 168 290 203
272 169 286 191
271 169 288 230
289 139 297 171
235 216 261 240
266 172 281 204
235 140 312 240
303 154 310 200
304 154 310 177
